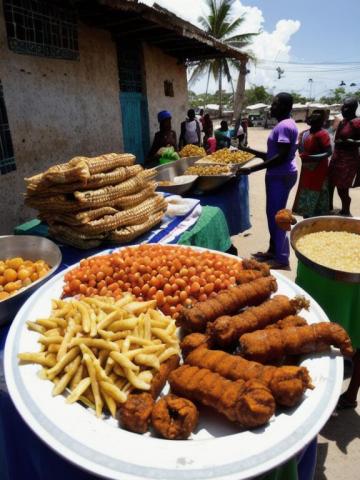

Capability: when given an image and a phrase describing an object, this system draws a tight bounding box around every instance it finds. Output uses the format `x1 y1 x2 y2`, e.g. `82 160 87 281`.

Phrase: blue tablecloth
185 175 251 236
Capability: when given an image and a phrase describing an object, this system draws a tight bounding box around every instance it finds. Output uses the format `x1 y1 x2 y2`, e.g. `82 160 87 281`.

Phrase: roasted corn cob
113 183 156 209
48 224 105 249
25 194 85 213
109 210 165 243
72 195 167 235
39 207 120 226
69 153 135 174
74 174 147 206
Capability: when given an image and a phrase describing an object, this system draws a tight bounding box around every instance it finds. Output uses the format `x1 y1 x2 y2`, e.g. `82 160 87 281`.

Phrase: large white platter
4 246 343 480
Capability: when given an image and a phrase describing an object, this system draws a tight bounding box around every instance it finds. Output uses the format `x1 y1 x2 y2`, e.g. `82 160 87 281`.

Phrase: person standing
238 93 298 269
328 98 360 216
215 120 231 150
146 110 177 167
293 110 332 218
179 109 201 148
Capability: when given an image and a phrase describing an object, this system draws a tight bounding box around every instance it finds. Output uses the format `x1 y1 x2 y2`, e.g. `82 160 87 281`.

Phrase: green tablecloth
296 261 360 348
178 206 232 252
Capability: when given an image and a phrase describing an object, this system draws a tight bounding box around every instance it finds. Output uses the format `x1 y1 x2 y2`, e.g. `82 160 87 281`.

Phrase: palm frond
222 16 245 36
189 61 212 85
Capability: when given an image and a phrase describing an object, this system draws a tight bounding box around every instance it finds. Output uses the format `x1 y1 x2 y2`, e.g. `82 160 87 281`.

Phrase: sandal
336 393 358 410
252 251 274 260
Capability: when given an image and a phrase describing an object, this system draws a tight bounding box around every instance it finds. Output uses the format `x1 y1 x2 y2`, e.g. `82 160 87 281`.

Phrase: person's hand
237 167 252 175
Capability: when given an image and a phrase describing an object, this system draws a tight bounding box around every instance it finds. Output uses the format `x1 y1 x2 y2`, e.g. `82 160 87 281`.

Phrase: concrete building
0 0 247 234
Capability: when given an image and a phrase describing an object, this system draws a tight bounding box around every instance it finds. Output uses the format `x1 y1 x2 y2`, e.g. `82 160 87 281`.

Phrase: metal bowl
290 216 360 284
195 173 235 192
155 156 200 195
0 235 62 325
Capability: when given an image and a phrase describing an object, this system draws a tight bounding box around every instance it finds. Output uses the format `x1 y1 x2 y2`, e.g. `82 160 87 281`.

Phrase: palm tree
190 0 257 117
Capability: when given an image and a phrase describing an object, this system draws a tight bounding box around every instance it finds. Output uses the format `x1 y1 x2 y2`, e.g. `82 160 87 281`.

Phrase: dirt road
232 125 360 479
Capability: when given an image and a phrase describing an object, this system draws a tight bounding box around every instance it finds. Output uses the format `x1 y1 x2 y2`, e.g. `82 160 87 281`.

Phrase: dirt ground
232 125 360 480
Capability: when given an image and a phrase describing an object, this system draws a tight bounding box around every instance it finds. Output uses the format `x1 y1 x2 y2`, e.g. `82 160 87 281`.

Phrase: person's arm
196 121 201 145
238 143 291 175
179 122 185 149
147 132 161 162
238 145 267 161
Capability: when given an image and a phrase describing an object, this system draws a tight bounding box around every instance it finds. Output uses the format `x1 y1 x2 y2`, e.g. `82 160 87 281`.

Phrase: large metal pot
0 235 62 325
290 216 360 284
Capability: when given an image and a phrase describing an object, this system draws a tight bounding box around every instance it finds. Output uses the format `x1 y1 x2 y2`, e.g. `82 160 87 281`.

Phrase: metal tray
154 156 201 194
290 216 360 284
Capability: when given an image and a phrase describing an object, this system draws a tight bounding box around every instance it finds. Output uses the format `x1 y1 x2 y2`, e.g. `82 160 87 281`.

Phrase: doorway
117 42 150 164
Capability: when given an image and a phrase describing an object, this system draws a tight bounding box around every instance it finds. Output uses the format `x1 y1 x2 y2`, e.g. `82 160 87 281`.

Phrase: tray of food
179 144 206 158
5 245 347 480
185 165 235 192
196 148 255 166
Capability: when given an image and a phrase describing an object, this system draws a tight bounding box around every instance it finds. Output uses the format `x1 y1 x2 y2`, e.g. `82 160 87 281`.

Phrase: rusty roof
73 0 248 62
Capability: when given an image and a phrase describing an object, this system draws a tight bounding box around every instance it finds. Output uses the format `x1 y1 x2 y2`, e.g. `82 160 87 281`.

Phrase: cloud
140 1 301 92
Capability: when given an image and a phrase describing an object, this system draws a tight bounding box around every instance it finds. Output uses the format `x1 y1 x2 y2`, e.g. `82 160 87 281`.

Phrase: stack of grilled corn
25 153 167 249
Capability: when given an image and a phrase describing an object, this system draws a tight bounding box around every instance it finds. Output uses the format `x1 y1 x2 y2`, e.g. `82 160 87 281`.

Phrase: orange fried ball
63 245 246 318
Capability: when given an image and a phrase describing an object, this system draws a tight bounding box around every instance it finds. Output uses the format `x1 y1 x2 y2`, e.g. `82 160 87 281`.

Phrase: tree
320 87 347 104
290 92 309 104
243 86 272 107
189 0 258 117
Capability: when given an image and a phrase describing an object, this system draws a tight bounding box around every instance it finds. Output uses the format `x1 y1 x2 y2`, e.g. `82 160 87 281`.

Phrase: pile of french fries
18 294 180 417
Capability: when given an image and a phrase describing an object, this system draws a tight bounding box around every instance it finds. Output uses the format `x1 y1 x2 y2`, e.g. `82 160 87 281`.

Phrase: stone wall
143 44 188 147
0 11 123 234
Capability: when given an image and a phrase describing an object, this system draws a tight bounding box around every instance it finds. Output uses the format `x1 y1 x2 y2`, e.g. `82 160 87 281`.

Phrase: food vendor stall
0 154 350 480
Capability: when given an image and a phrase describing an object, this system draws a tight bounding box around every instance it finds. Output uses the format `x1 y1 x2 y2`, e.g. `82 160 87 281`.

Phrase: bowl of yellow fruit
0 235 62 325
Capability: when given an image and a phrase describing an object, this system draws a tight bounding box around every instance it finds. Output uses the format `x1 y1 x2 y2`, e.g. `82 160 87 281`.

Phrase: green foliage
320 87 347 104
290 92 309 104
190 0 258 115
243 86 272 107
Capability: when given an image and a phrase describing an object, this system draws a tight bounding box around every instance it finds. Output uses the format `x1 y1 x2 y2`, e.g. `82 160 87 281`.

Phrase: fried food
169 365 275 428
241 258 270 277
119 392 154 433
239 322 354 363
265 315 308 330
150 354 180 399
180 333 212 358
18 296 180 417
151 394 199 440
177 276 277 332
275 209 297 231
208 295 310 348
185 347 313 407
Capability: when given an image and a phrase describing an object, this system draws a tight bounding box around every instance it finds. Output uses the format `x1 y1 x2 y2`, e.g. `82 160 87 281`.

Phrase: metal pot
290 216 360 284
0 235 62 325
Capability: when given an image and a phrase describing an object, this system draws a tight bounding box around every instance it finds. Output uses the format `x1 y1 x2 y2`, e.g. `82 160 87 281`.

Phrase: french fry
158 347 179 363
83 353 103 417
46 347 80 380
109 318 138 332
102 390 117 417
26 321 45 334
52 356 81 396
151 328 178 345
70 338 119 352
110 351 139 372
74 300 91 333
17 352 56 367
36 318 58 329
38 335 64 345
134 353 160 370
70 363 84 390
125 369 150 390
99 381 127 404
66 377 91 404
57 323 78 361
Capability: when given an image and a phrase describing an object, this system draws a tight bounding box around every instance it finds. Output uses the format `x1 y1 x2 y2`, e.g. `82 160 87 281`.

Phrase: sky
141 0 360 99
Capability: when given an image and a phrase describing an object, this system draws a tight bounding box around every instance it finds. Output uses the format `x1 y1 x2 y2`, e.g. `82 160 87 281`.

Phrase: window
3 0 79 60
0 81 16 175
117 43 143 93
164 80 174 97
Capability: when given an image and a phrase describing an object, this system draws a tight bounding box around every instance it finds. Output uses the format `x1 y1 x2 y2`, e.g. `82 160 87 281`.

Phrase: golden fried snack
151 394 199 440
265 315 308 330
239 322 354 363
208 295 310 348
150 354 180 400
177 276 277 332
241 258 270 277
180 333 212 358
186 347 313 407
275 209 297 231
119 392 155 434
169 365 275 428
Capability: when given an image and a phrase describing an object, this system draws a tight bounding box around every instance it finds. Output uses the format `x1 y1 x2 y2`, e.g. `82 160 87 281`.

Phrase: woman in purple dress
238 93 298 269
